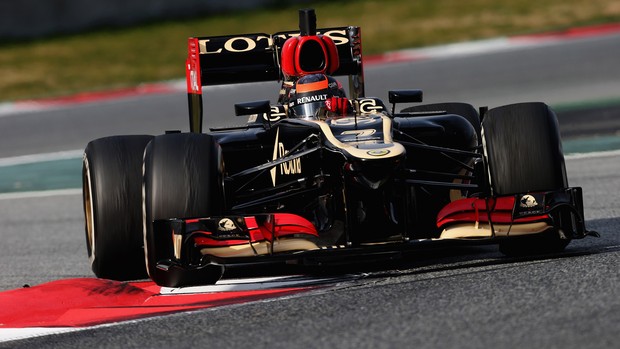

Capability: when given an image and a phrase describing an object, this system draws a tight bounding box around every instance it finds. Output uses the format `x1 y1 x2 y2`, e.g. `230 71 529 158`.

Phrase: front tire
482 102 570 256
482 102 567 195
83 135 153 280
143 133 225 287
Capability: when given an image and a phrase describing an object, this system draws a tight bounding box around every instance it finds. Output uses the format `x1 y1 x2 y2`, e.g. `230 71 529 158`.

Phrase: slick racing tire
143 133 225 287
83 135 153 280
482 102 570 256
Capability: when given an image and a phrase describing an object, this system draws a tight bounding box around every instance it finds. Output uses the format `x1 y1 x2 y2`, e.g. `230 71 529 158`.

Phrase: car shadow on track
222 216 618 283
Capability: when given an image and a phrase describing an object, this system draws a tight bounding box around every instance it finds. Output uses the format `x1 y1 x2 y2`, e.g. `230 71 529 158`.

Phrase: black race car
82 9 596 287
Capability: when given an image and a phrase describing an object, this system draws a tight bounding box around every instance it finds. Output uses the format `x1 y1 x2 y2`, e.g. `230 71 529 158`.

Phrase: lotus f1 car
83 9 597 287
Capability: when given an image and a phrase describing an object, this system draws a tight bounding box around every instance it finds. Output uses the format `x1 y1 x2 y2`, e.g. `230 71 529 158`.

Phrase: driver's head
289 74 346 119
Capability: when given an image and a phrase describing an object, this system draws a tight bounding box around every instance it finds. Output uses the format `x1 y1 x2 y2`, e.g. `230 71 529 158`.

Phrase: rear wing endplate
186 26 364 132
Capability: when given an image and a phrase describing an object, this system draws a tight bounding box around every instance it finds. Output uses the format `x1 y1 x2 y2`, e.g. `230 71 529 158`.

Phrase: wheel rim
83 156 96 264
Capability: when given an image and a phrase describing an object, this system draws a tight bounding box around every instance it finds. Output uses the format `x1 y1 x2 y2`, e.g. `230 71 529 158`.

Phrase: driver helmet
288 74 346 119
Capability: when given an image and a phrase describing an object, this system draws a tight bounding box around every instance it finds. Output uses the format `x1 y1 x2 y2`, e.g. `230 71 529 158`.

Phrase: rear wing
186 26 364 132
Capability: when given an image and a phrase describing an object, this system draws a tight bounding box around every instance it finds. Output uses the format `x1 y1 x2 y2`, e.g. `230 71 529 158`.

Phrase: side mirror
234 100 272 116
388 89 423 104
388 89 423 115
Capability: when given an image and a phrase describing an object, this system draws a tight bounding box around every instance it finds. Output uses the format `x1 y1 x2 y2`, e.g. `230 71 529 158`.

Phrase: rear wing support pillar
186 38 203 133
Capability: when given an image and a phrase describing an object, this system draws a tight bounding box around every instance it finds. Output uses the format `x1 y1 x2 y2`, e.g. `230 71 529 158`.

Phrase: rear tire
143 133 225 286
482 102 570 256
83 135 153 280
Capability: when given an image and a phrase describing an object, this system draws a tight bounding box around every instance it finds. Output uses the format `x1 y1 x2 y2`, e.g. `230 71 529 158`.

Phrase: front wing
150 188 596 287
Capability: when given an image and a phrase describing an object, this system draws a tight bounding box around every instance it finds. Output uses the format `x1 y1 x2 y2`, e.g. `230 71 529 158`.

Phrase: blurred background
1 0 619 101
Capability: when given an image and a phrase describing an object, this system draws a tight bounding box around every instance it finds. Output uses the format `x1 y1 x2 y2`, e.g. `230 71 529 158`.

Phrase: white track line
0 328 82 344
0 188 82 200
565 149 620 160
0 149 83 167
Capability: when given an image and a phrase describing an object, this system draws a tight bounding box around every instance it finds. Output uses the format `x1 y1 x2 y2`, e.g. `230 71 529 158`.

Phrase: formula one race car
82 9 596 287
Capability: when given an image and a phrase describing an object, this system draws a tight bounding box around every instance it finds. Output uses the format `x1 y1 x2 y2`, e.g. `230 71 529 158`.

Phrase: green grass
1 0 619 101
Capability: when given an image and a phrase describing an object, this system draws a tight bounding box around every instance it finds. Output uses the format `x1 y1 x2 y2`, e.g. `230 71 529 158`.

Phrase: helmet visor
291 100 327 118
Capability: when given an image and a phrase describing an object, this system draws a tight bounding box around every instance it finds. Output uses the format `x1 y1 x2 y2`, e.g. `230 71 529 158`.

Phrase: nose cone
345 151 405 189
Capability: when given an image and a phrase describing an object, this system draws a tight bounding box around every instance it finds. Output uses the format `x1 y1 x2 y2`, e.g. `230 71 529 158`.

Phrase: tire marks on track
0 275 350 343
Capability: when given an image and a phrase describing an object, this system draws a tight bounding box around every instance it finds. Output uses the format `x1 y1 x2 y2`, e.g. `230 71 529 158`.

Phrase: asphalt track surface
0 32 619 347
